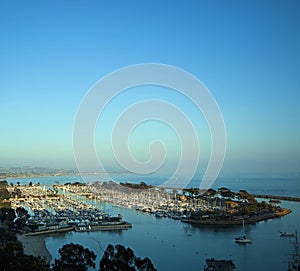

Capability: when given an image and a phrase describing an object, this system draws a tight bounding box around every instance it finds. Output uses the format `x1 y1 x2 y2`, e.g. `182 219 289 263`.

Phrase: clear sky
0 0 299 176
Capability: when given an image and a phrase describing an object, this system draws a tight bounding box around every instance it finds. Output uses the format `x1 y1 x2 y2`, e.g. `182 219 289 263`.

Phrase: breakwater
254 194 300 202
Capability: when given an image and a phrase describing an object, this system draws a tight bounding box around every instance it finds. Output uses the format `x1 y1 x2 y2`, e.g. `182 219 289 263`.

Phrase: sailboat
235 218 252 244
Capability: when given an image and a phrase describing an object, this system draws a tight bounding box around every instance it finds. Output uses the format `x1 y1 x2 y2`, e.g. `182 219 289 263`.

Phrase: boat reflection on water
281 231 296 237
287 232 300 271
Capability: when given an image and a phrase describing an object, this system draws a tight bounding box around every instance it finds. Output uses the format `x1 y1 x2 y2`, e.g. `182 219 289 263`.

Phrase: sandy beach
17 234 52 263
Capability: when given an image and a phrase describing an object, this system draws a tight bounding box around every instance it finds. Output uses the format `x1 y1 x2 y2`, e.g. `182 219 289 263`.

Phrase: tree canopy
99 244 157 271
0 205 48 271
52 243 96 271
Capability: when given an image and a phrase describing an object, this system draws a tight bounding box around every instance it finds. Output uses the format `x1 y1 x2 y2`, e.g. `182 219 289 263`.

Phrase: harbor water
10 175 300 271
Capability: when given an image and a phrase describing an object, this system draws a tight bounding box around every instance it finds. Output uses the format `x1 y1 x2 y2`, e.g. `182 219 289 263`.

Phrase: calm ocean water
9 174 300 270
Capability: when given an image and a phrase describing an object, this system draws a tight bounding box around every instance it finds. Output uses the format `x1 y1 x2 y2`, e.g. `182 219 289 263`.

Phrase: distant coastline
0 166 78 179
0 167 134 179
0 173 78 180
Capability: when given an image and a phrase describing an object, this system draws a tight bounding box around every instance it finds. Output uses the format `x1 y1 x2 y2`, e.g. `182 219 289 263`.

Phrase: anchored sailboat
235 218 252 244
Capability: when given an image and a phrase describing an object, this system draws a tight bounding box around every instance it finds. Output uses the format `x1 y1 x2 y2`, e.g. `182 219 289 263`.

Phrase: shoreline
17 234 52 263
1 173 78 180
181 208 292 226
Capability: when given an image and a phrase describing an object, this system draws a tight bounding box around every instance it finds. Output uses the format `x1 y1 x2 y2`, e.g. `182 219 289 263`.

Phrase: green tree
0 207 15 225
0 228 17 243
99 244 157 271
0 180 8 188
52 243 96 271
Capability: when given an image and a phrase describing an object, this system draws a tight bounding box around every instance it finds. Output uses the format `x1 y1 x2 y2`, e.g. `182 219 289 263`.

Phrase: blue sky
0 0 299 176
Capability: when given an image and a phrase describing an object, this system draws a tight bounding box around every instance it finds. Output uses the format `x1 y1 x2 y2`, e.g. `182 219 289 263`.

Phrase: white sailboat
235 218 252 244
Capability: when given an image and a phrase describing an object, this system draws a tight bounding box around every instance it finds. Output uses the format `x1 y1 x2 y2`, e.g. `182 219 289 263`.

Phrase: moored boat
281 231 296 237
235 236 252 244
235 218 252 244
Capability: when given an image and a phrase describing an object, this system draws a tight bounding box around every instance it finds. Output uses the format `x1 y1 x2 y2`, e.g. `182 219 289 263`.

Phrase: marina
3 175 300 270
6 179 292 235
62 181 291 225
44 196 300 271
7 184 132 235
